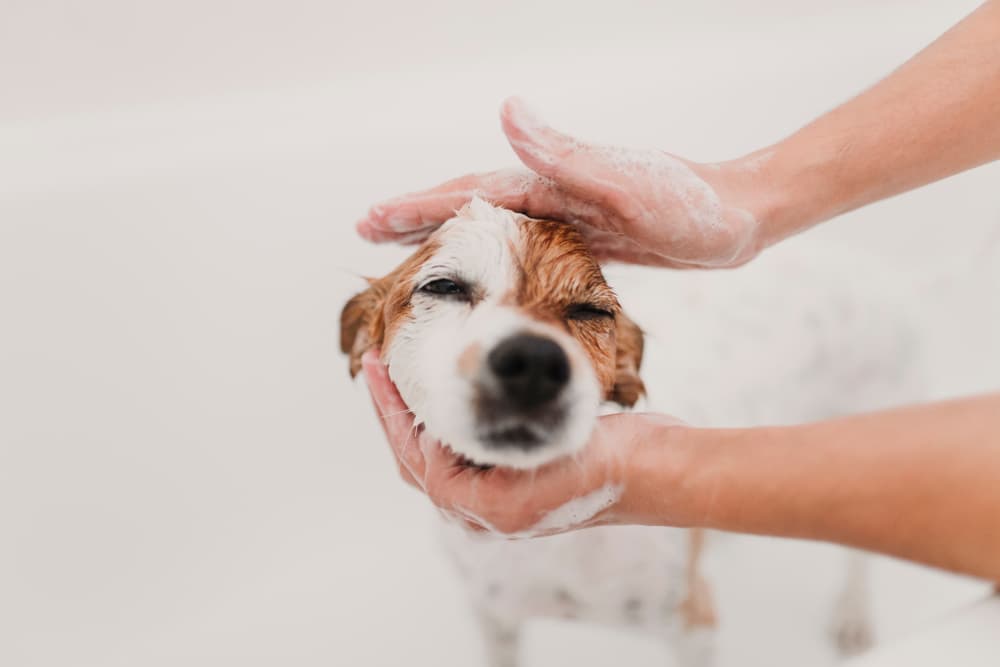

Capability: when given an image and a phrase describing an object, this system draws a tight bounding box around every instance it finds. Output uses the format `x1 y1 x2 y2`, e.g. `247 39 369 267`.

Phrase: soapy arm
356 2 1000 268
365 350 1000 581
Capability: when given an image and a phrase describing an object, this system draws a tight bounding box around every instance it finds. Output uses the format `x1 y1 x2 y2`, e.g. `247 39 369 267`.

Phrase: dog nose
487 334 570 407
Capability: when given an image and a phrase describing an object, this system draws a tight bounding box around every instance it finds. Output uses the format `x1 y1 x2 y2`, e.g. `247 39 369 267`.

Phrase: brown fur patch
339 213 645 407
339 241 439 376
609 311 645 407
509 219 644 406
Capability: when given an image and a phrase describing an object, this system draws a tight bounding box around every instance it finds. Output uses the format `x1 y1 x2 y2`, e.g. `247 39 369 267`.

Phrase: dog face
341 198 644 468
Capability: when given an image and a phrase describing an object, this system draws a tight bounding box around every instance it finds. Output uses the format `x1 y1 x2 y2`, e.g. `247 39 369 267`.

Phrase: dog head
341 198 644 468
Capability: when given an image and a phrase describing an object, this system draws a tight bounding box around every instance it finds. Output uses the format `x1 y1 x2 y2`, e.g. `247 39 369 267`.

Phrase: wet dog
341 198 920 665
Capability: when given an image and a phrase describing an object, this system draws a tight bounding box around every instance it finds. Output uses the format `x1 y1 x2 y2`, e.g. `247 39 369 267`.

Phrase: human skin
356 1 1000 269
365 351 1000 581
356 1 1000 580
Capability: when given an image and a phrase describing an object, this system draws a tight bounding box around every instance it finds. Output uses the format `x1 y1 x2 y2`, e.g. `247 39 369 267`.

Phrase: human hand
356 97 775 268
361 349 698 536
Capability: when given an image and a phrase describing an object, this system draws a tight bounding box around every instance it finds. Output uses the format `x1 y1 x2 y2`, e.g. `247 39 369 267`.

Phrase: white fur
385 199 601 469
448 239 921 666
370 202 922 666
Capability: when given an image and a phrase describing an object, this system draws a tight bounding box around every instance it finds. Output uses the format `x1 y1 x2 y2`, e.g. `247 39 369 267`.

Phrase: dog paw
828 598 875 656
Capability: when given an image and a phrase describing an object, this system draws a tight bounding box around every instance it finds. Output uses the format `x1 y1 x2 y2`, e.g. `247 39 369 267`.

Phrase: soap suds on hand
528 483 623 534
452 483 623 539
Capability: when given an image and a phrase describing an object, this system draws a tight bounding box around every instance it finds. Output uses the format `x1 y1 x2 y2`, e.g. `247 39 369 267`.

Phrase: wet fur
339 199 899 666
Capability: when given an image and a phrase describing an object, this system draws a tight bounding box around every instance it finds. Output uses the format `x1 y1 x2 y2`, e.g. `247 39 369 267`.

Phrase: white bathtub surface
2 1 998 666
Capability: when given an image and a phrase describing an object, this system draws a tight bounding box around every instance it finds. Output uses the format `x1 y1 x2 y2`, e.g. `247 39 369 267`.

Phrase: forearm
635 395 1000 580
738 0 1000 247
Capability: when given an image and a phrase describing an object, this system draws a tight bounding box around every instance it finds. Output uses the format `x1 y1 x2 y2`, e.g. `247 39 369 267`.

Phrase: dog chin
417 394 600 470
385 308 603 470
441 422 595 470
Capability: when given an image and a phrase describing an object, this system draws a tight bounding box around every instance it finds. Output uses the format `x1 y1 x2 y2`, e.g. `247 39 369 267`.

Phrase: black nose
487 334 570 408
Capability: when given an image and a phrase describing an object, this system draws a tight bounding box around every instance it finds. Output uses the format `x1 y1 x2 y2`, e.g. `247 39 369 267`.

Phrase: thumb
500 97 594 191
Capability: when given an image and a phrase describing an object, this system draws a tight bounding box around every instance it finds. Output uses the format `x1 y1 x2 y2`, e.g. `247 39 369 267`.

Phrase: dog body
442 523 699 666
341 199 922 666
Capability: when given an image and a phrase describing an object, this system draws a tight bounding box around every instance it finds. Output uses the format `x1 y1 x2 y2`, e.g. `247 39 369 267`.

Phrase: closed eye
566 303 615 321
417 278 470 300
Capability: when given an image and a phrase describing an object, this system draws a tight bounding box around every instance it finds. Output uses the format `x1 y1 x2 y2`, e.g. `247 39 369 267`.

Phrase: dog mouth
477 423 544 450
473 387 571 452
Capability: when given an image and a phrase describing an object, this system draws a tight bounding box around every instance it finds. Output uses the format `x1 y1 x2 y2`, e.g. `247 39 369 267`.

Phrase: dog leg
477 611 520 667
670 528 717 667
828 549 875 656
679 529 717 629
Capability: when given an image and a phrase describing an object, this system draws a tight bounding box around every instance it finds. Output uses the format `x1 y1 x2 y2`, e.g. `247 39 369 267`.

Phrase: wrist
616 418 734 528
714 136 848 252
619 419 806 534
682 425 792 534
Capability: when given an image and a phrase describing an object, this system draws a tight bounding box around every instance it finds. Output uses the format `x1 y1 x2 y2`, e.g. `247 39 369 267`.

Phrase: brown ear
608 310 645 407
339 279 388 378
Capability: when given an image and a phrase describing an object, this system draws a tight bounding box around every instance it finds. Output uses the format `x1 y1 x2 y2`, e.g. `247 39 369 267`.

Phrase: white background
1 1 998 666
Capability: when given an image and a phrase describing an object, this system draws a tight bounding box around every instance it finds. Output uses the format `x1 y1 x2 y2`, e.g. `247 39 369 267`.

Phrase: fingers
361 349 473 494
355 174 483 242
361 349 426 482
359 352 658 536
499 97 575 176
500 97 603 200
355 96 621 246
574 222 700 268
358 226 438 246
356 168 565 243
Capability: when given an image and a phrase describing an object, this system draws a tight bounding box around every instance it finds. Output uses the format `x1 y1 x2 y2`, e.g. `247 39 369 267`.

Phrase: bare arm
743 0 1000 247
356 3 1000 581
357 1 1000 268
364 353 1000 581
626 395 1000 581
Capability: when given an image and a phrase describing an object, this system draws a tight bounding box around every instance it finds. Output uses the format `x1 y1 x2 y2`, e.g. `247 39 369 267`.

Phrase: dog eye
566 303 615 321
419 278 468 298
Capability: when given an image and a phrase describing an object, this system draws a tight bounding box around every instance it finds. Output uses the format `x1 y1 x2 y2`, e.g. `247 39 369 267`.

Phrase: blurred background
1 1 998 665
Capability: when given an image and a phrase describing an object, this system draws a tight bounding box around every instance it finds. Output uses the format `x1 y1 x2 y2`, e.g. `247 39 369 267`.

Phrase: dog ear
608 310 645 407
340 278 389 378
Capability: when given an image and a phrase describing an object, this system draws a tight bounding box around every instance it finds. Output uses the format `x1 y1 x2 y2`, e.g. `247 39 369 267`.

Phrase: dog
340 197 922 666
